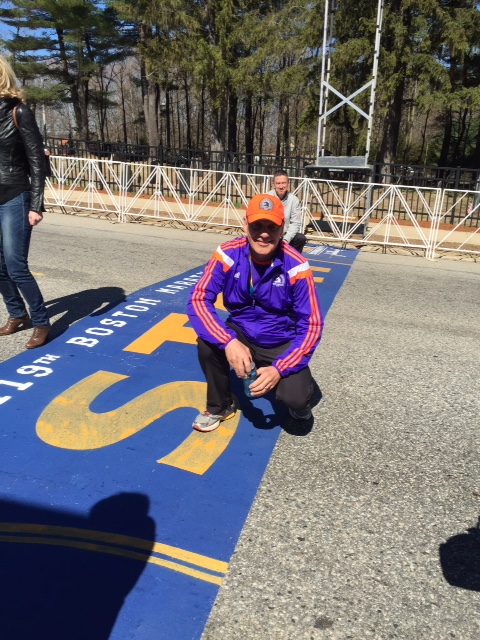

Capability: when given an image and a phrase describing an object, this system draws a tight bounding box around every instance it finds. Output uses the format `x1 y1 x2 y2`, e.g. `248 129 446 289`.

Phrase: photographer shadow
45 286 126 339
0 492 155 639
439 517 480 590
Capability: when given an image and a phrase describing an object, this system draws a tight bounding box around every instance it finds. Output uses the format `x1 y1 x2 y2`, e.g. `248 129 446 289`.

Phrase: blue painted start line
0 244 357 639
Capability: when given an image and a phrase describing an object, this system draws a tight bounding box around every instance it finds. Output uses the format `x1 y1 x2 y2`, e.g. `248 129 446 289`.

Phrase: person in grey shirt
268 169 307 253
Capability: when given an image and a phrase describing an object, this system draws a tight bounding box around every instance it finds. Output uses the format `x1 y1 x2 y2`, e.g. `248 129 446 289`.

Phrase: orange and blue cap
246 194 285 226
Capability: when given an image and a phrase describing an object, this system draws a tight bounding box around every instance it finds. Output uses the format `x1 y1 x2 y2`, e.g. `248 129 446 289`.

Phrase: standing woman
0 56 50 349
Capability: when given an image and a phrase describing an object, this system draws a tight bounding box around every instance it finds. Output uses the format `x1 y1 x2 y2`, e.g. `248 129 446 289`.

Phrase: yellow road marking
0 534 224 585
124 313 197 354
158 407 240 475
124 306 226 356
311 266 330 284
36 373 241 475
0 523 228 573
31 272 45 276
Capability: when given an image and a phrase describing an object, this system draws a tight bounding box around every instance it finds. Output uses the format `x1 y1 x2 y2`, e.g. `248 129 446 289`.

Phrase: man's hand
29 211 43 226
249 366 281 397
225 339 252 378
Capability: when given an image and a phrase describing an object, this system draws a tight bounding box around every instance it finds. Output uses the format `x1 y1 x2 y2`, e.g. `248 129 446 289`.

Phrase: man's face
272 175 289 199
243 218 284 262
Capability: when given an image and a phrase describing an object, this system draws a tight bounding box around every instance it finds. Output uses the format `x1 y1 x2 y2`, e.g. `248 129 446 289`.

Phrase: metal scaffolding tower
313 0 385 171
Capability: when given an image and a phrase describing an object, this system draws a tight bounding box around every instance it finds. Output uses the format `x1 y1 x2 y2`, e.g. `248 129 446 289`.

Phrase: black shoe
288 405 312 421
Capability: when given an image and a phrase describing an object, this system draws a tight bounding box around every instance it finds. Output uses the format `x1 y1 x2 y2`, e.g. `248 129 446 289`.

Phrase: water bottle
243 362 257 398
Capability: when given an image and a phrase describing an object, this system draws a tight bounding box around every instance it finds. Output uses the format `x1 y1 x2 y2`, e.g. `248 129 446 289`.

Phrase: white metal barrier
298 180 441 260
433 189 480 256
44 156 480 260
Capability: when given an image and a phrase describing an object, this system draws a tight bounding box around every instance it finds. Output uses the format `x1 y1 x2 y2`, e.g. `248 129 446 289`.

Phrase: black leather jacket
0 98 46 213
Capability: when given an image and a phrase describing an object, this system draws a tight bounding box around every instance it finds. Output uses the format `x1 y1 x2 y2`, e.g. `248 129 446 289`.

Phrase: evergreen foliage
1 0 479 166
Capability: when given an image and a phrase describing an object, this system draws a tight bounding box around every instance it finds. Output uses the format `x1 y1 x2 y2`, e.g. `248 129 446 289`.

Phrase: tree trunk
142 79 159 148
344 106 354 156
198 82 206 149
245 93 254 156
438 108 453 167
76 76 89 140
416 109 430 165
275 98 283 158
184 75 192 149
452 107 469 166
259 102 265 156
245 93 254 170
119 72 128 144
139 24 159 147
211 100 227 152
177 93 182 148
282 99 289 158
171 89 176 147
228 91 237 152
376 79 404 170
165 89 171 148
56 27 87 139
196 101 200 149
97 69 106 141
375 0 407 177
469 118 480 168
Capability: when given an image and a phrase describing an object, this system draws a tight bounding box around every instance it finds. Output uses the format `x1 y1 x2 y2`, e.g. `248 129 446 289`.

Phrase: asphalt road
1 212 479 639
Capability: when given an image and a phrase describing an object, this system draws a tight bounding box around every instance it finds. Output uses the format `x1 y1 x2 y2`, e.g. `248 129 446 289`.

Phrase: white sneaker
192 403 236 432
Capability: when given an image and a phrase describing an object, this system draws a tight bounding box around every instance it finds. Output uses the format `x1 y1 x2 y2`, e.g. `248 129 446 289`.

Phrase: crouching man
186 193 323 432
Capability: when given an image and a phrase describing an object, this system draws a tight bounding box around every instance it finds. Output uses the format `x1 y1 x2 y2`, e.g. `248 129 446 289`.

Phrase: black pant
288 232 307 253
197 323 313 415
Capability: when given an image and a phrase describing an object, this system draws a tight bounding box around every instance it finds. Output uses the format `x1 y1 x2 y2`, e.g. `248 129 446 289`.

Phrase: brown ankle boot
0 313 31 335
25 325 50 349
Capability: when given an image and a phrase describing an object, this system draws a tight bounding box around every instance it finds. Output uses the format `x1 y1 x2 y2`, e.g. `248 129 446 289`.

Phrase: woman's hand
29 210 43 226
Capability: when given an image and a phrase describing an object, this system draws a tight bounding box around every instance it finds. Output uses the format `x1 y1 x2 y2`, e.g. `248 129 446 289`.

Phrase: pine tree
1 0 131 139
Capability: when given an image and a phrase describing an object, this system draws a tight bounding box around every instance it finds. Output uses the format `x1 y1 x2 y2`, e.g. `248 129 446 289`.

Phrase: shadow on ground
439 517 480 590
46 287 126 339
233 376 323 436
0 492 155 639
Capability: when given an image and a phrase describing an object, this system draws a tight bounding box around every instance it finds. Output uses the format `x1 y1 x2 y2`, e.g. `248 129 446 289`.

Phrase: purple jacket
187 237 323 377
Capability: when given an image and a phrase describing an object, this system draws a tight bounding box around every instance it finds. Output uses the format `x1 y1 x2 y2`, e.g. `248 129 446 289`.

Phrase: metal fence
45 137 480 192
44 155 480 260
44 137 313 176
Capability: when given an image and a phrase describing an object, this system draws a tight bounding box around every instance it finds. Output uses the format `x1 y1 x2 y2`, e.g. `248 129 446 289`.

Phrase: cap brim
246 212 284 226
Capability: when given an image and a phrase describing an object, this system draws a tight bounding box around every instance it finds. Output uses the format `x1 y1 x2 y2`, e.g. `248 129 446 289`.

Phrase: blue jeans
0 191 49 326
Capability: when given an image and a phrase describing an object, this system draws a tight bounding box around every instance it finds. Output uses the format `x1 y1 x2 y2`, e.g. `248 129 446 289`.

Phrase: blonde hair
0 56 26 101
